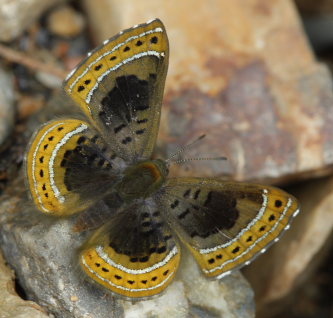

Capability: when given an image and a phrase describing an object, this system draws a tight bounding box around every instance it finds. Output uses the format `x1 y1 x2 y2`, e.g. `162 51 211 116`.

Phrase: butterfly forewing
158 178 299 279
25 119 124 215
79 199 180 298
64 19 169 162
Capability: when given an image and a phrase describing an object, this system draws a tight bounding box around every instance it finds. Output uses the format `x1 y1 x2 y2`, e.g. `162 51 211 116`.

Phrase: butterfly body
116 159 168 201
25 19 300 299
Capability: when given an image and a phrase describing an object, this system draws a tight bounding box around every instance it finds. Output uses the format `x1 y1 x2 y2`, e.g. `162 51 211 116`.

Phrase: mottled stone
0 68 15 148
0 0 67 42
0 234 48 318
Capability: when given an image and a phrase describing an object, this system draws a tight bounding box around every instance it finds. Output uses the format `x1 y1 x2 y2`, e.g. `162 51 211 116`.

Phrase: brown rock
82 0 333 183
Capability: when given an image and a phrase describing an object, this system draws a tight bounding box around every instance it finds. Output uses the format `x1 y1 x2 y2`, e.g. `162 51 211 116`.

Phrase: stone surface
244 175 333 317
83 0 333 182
0 0 67 42
0 175 255 318
0 68 15 149
0 235 48 318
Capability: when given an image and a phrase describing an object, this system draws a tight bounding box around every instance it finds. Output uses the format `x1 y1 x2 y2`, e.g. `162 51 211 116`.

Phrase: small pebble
47 6 85 38
70 295 79 302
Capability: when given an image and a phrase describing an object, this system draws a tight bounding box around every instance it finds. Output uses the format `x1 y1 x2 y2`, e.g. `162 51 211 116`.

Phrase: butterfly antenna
165 134 207 164
173 156 227 165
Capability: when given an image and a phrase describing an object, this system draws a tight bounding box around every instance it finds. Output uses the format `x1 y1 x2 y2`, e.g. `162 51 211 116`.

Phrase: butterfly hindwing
158 178 299 279
80 199 180 298
64 19 169 162
25 119 124 215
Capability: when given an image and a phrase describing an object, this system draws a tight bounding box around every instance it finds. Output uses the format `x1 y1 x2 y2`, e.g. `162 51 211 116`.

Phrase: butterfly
25 19 300 299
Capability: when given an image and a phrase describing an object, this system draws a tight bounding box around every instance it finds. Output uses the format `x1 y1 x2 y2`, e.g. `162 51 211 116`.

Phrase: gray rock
0 175 255 318
0 0 66 42
0 68 15 148
0 247 49 318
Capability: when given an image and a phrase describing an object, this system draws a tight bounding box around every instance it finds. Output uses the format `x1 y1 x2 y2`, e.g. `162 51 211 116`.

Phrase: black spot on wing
114 124 126 134
275 199 283 208
94 64 103 71
183 189 191 198
178 209 190 220
100 75 151 129
184 191 251 239
107 205 174 259
150 36 158 44
135 129 146 135
194 189 201 200
137 118 148 124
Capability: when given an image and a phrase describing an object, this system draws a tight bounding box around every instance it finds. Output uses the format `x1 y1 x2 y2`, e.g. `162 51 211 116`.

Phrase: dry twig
0 44 67 79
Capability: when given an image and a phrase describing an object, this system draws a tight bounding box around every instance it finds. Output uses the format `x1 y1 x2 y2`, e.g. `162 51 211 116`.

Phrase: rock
47 5 86 38
0 0 67 42
0 222 48 318
35 71 63 89
0 68 15 149
2 0 332 317
244 175 333 317
0 175 255 318
82 0 118 45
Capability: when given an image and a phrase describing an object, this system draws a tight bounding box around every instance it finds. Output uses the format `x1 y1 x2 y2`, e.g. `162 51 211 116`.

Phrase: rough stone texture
0 68 15 149
0 176 255 318
0 226 48 318
0 0 67 42
244 175 333 317
83 0 333 182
